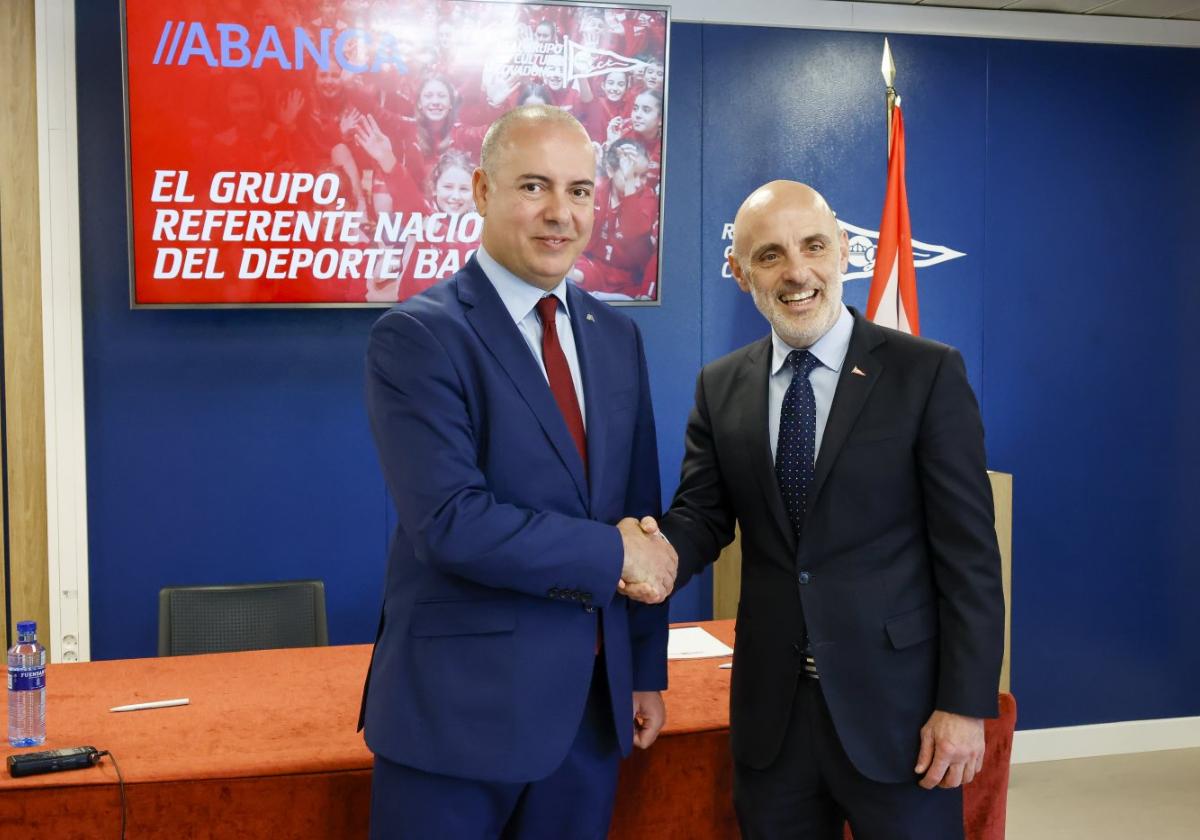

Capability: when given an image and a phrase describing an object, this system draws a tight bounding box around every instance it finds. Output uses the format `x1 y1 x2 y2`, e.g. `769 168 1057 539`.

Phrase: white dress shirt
476 246 587 428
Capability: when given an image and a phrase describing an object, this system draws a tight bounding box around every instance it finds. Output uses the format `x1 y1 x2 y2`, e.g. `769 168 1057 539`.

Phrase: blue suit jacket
360 258 667 783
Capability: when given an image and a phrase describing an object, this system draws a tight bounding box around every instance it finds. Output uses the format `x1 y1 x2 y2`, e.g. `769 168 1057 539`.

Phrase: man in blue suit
360 105 678 839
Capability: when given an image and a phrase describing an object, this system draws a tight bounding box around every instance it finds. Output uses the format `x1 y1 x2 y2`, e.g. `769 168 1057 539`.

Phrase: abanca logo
150 21 407 74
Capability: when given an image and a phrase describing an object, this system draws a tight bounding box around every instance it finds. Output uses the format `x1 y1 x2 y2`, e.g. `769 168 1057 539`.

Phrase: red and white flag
866 105 919 336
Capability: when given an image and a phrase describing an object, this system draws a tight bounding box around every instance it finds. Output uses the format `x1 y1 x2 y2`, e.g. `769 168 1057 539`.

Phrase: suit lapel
808 313 885 509
736 337 796 551
458 260 589 506
567 284 605 515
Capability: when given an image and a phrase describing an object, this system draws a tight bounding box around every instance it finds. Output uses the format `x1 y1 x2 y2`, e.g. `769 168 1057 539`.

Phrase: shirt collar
770 304 854 376
476 246 571 325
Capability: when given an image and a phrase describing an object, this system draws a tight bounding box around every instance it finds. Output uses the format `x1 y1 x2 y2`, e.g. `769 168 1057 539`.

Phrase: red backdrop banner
124 0 668 306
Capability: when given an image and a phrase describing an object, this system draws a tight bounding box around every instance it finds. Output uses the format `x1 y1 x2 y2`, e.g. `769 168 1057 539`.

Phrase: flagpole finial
882 38 898 153
882 38 896 89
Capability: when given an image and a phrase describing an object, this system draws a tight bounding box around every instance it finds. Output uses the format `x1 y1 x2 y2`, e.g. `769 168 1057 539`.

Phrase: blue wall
77 1 1200 730
983 40 1200 727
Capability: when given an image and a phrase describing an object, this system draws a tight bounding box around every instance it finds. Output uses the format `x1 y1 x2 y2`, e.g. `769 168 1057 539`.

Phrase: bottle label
7 667 45 691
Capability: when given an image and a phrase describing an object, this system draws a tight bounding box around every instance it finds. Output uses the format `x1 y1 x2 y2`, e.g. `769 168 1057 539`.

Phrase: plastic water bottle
8 620 46 747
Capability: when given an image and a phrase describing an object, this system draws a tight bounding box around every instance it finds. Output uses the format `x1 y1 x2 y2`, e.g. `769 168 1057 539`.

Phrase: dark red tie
535 296 587 472
536 297 600 653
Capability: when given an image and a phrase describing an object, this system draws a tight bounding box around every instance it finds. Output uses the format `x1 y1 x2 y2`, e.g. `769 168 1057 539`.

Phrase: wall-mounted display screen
123 0 669 307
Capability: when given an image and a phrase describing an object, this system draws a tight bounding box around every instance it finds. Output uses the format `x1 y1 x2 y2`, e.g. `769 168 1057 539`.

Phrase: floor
1006 747 1200 839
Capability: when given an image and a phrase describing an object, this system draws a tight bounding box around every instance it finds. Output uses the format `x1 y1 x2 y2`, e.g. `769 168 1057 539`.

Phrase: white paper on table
667 626 734 660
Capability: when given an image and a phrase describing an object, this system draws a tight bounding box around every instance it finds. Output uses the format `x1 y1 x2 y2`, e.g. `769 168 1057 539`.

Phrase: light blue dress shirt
476 246 587 428
769 305 854 463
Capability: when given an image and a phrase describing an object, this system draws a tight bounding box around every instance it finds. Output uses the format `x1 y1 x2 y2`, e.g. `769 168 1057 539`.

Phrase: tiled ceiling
848 0 1200 20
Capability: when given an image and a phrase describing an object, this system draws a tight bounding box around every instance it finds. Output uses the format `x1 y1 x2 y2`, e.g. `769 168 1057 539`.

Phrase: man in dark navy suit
360 105 678 838
648 181 1004 839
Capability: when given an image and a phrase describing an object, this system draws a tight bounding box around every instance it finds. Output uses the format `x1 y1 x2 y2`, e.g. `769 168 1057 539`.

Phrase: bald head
480 105 592 179
727 180 849 348
731 181 838 267
472 104 597 291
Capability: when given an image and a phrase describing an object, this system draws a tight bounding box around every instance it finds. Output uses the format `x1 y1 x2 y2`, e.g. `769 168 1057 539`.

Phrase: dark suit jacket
661 309 1004 783
360 258 667 783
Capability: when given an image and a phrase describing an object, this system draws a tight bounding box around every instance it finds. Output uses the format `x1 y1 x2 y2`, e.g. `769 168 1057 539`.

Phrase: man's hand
617 516 676 604
632 690 666 749
914 710 986 789
637 515 662 538
626 516 670 592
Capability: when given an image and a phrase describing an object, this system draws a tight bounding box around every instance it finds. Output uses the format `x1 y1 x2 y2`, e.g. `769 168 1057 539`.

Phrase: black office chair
158 580 329 656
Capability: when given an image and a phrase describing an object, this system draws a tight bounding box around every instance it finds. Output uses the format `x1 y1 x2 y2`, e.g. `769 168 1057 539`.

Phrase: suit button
798 572 811 585
792 643 802 656
584 604 596 614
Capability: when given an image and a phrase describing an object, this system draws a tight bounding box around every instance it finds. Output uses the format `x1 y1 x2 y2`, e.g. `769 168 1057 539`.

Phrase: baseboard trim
1012 715 1200 764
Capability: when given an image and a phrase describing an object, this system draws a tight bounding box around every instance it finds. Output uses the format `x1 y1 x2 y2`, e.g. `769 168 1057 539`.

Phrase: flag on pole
866 104 919 336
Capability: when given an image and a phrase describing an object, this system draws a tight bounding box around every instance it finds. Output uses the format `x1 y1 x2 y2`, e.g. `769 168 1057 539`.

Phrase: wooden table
0 620 1012 839
0 621 738 838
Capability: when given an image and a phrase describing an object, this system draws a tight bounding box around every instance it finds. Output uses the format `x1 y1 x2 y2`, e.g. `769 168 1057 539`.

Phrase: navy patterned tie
775 349 822 537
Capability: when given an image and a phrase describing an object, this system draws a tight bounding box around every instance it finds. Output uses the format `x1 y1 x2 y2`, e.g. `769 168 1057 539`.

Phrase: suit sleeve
366 310 624 606
659 368 738 589
917 348 1006 719
624 322 669 691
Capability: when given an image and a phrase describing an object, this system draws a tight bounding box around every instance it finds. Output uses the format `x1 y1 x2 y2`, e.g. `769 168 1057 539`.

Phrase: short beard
746 272 843 349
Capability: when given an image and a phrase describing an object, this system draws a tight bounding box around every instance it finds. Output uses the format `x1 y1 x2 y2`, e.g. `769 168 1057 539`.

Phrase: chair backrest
158 580 329 656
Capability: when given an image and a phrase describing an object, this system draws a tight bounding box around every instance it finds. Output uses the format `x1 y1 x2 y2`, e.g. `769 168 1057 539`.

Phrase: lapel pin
851 366 867 377
585 313 595 322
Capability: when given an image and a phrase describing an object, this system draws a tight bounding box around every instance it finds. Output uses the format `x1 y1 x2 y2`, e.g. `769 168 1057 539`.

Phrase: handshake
617 516 678 604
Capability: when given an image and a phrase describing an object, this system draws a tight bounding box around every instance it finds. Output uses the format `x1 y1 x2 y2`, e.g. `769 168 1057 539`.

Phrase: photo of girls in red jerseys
125 0 668 306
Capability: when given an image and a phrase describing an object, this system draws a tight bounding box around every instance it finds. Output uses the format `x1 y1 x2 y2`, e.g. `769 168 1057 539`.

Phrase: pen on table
719 662 732 669
109 698 190 713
